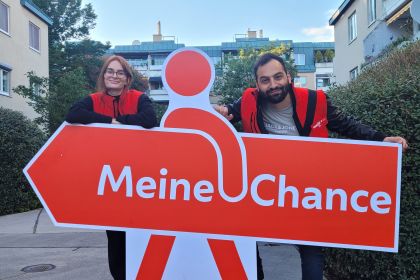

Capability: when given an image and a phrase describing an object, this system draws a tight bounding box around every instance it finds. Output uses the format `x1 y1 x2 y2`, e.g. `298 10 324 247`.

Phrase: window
212 57 221 66
368 0 376 25
0 1 9 34
294 77 307 87
0 68 10 96
151 55 166 65
29 22 40 51
317 78 330 89
350 67 358 81
348 12 357 42
293 53 306 66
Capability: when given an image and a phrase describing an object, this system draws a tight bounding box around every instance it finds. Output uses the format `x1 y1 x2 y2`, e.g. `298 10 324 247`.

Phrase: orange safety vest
240 87 328 137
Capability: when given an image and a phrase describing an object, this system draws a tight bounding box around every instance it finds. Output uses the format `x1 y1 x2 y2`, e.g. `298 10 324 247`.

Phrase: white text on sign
97 165 391 214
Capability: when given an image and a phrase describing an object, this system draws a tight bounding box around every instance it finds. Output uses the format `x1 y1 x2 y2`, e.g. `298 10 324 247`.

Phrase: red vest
241 87 328 137
90 89 143 117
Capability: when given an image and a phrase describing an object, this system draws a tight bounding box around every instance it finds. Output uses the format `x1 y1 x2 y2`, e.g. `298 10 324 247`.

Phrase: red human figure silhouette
161 49 248 203
159 48 249 279
136 48 251 279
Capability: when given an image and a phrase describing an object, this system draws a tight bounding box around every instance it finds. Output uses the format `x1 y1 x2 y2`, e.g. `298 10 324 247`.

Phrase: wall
333 0 383 84
0 0 49 119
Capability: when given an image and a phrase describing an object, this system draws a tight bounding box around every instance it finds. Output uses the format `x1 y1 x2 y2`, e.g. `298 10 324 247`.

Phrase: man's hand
383 136 408 152
213 105 234 121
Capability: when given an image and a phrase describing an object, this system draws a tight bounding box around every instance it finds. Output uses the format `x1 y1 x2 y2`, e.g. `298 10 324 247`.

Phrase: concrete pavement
0 209 302 279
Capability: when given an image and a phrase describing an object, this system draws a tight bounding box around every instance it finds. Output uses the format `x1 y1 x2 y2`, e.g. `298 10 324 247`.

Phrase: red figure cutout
165 50 212 96
160 48 250 279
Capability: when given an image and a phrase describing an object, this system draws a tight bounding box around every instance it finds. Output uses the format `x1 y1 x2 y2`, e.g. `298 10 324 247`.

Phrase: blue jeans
298 245 325 280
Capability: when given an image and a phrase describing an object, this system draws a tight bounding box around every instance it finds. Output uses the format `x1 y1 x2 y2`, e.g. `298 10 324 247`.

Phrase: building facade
330 0 419 84
109 29 334 103
0 0 52 119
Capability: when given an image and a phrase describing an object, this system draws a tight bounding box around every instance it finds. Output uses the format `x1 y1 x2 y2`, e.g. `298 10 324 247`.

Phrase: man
214 53 408 280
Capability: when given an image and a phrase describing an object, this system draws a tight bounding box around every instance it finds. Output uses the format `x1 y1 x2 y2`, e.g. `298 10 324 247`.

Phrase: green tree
14 68 90 134
32 0 97 83
324 49 335 63
315 50 324 63
214 44 296 105
32 0 96 45
14 1 112 135
62 39 111 89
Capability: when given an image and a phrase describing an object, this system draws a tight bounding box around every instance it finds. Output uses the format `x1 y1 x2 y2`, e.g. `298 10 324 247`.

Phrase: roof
329 0 355 26
20 0 53 25
292 42 334 49
221 39 292 51
113 40 185 54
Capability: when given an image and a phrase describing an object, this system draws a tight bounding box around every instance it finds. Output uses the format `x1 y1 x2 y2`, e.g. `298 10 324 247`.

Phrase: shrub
325 41 420 279
0 107 45 215
153 102 168 124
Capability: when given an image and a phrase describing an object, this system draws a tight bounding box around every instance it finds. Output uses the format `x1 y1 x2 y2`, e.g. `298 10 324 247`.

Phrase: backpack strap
291 87 317 136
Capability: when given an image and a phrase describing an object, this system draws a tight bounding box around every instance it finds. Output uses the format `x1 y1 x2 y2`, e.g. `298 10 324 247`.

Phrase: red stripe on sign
136 235 176 280
207 239 248 279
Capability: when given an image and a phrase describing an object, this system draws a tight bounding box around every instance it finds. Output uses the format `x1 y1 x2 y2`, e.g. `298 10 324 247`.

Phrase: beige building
330 0 418 84
0 0 52 119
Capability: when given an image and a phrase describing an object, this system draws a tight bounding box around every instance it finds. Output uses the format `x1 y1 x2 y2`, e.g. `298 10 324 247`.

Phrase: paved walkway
0 209 301 279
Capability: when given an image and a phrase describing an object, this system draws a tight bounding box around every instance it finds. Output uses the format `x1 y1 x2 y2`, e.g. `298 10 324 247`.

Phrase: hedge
0 107 45 215
325 41 419 279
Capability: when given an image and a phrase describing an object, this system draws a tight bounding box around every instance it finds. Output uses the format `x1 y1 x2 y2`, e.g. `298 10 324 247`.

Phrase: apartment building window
29 22 40 51
0 68 10 96
0 1 9 34
293 53 306 66
350 67 359 81
294 77 307 87
348 12 357 43
368 0 376 25
316 77 330 89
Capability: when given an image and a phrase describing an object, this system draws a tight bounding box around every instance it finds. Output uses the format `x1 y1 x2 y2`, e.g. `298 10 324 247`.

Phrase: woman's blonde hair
96 55 133 92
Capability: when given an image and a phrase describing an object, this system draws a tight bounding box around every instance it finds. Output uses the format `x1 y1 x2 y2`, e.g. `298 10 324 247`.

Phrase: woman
66 55 157 280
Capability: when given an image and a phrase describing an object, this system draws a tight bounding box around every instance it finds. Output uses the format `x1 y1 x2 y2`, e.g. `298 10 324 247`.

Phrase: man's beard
260 83 291 104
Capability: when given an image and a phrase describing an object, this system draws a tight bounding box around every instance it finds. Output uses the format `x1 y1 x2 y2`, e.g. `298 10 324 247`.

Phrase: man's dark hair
253 53 288 80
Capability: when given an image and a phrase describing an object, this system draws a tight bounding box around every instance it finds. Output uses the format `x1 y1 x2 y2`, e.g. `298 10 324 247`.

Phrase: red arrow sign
25 122 401 251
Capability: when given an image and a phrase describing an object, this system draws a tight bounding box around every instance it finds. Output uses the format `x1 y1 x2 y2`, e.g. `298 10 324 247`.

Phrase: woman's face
103 60 128 93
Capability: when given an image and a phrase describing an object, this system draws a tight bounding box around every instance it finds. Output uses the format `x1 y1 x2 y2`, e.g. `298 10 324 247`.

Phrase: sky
81 0 344 47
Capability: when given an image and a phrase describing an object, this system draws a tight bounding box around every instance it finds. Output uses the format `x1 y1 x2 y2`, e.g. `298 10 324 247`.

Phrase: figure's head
253 53 292 104
97 55 133 95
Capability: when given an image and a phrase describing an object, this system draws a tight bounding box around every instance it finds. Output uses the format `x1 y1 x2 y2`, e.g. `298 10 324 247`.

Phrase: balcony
148 89 169 103
383 0 411 19
315 62 333 69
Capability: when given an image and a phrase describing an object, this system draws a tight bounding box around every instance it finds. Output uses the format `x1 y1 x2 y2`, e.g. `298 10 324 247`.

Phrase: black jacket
66 93 157 128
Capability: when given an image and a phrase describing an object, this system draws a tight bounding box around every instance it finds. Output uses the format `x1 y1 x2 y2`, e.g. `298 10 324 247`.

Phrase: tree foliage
214 45 296 104
14 69 90 134
32 0 96 46
315 50 335 63
32 0 99 83
14 1 111 135
61 39 111 89
315 50 324 63
324 49 335 63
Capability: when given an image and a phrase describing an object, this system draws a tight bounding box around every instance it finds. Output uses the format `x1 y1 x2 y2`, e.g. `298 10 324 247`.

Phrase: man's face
256 59 290 104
